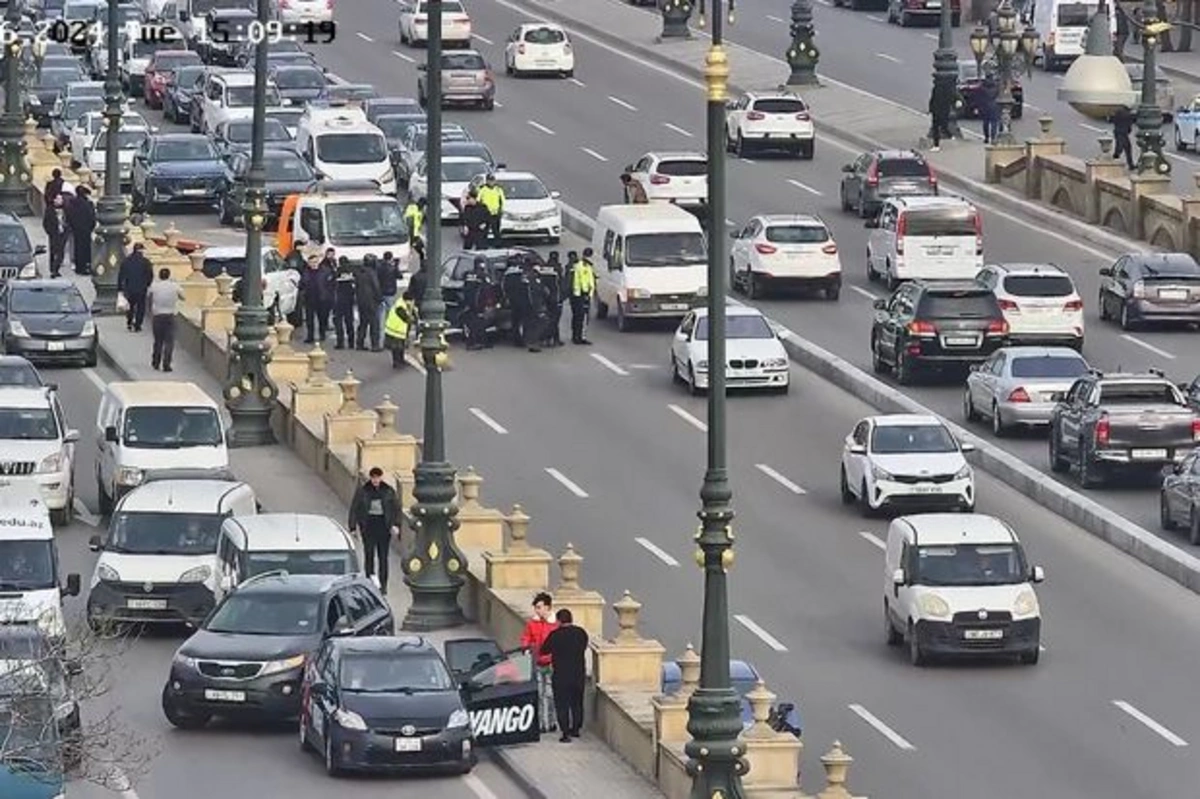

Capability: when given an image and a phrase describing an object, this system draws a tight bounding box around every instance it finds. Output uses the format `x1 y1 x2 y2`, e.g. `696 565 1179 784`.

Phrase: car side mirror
179 9 189 19
104 425 118 443
872 298 886 310
623 164 633 173
88 535 101 552
64 573 81 597
960 441 977 453
550 189 561 199
417 64 427 71
968 363 980 372
864 218 879 229
64 429 80 444
331 617 353 636
293 239 308 249
34 244 46 256
892 568 906 586
842 164 854 172
848 444 866 455
1030 565 1045 583
1099 267 1113 277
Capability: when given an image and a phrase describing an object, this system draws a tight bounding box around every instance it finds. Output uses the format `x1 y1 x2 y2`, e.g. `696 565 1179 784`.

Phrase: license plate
661 303 689 311
910 485 944 494
535 61 557 67
181 188 208 196
1158 289 1189 300
394 737 422 752
964 628 1003 640
126 598 166 609
1132 448 1168 459
924 246 953 255
945 336 977 346
47 342 65 351
203 689 245 702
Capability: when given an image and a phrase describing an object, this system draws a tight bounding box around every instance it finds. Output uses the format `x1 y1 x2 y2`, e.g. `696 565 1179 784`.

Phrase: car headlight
953 464 972 480
764 358 787 368
1013 589 1039 618
260 654 306 676
696 285 708 297
447 708 469 729
8 320 28 337
628 288 651 299
116 466 144 486
872 463 893 480
695 360 708 371
178 565 211 584
96 562 119 582
37 606 65 638
917 593 951 619
28 96 41 106
35 451 64 474
172 652 197 671
333 707 367 730
18 262 35 278
82 320 96 337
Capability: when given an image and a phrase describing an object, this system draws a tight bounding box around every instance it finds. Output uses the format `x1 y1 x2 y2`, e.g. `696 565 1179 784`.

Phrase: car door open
445 638 540 746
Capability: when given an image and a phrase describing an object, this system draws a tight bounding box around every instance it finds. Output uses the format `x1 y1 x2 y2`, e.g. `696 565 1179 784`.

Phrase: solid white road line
568 77 587 87
858 531 886 550
848 704 917 751
664 122 693 137
545 467 590 498
1079 122 1107 133
468 407 508 435
581 146 609 162
527 120 555 135
867 15 885 22
82 367 107 393
636 537 680 566
755 463 806 494
493 101 504 108
725 217 736 226
875 53 901 63
766 14 786 22
1166 152 1188 163
473 33 495 45
590 352 630 376
356 31 373 42
923 32 938 40
1119 333 1175 360
734 614 789 652
393 49 415 63
1112 700 1189 747
787 178 823 196
73 499 99 527
850 285 880 301
463 772 502 799
815 0 832 5
608 95 638 111
667 403 708 432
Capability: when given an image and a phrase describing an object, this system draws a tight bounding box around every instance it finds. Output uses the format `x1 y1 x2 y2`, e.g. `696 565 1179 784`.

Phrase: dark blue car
131 134 227 213
162 64 206 125
661 659 801 735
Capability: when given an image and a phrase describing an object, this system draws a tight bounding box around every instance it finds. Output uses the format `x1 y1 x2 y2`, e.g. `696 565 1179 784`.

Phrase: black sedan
957 62 1023 120
212 118 295 158
130 134 227 212
219 148 317 226
235 38 306 68
162 64 206 124
269 63 328 105
364 96 423 125
440 247 535 330
321 83 379 105
27 67 85 126
0 279 97 367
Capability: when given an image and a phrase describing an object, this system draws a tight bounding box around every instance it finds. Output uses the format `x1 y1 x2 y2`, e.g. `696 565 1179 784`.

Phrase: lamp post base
0 112 29 217
786 66 819 86
401 459 467 632
225 307 278 448
92 194 125 314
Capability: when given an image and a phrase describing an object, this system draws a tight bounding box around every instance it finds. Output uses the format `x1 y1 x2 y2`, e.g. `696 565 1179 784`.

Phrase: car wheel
563 69 574 78
1161 492 1174 530
1078 442 1103 488
51 490 73 527
735 132 747 158
871 336 890 374
866 248 878 281
895 351 915 385
299 715 314 752
688 364 702 396
799 140 814 160
162 687 210 730
1098 291 1110 321
482 97 495 110
96 475 112 516
857 194 870 219
1175 126 1186 151
884 604 902 646
991 402 1007 437
886 265 901 292
746 271 762 300
825 283 840 301
963 389 978 422
952 12 961 26
839 466 854 504
324 731 342 776
899 10 911 26
840 185 851 212
1119 302 1135 330
616 299 630 332
218 196 234 225
908 622 926 666
1048 427 1068 473
130 186 145 213
1019 647 1039 665
1190 510 1200 545
595 298 609 319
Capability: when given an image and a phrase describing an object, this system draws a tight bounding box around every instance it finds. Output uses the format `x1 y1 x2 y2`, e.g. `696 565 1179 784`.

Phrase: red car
143 50 203 109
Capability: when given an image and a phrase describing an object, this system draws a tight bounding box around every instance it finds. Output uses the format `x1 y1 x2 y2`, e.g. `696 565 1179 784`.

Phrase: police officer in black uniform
462 257 488 350
523 260 550 353
538 252 564 347
332 256 357 349
502 254 526 347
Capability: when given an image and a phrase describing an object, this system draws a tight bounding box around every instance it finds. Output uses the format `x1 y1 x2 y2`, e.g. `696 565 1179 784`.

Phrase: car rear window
442 53 486 70
917 291 999 318
1097 383 1183 405
1002 275 1074 297
903 209 976 236
752 98 806 114
656 159 707 176
524 26 566 43
765 225 828 244
1010 355 1088 379
877 158 930 178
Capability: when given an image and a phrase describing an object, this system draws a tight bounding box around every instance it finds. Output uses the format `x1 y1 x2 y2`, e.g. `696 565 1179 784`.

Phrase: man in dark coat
117 243 154 331
355 254 383 351
502 256 526 347
460 189 490 251
1111 104 1136 169
65 185 95 275
541 251 564 347
980 75 1000 144
540 608 589 742
408 262 427 308
524 261 550 353
375 251 402 331
332 256 357 350
43 169 64 207
42 194 69 278
928 80 954 151
300 252 334 343
348 467 400 595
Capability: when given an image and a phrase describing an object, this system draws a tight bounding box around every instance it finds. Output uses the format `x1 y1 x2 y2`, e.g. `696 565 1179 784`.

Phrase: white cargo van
0 482 81 644
591 204 708 332
1029 0 1116 71
295 107 397 195
282 190 413 267
865 196 983 289
213 513 359 603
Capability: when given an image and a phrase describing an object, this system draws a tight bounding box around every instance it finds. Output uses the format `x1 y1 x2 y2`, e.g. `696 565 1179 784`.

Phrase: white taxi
975 263 1084 350
669 306 789 395
503 22 574 78
729 214 841 300
399 0 473 47
85 126 151 188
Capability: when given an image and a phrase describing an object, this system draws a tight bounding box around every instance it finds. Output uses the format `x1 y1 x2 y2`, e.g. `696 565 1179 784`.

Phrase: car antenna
295 514 300 544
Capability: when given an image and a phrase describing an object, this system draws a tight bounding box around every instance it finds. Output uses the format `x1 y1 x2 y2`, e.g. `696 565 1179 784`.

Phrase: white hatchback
272 0 334 23
976 263 1084 350
624 151 708 207
85 126 150 187
669 306 789 394
730 214 842 300
399 0 472 47
503 22 574 77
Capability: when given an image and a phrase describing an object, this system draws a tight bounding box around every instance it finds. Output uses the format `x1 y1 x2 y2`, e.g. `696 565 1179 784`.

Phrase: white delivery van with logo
0 482 81 644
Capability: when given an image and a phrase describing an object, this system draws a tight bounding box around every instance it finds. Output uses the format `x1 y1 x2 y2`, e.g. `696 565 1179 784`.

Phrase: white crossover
503 22 574 77
729 214 842 300
0 388 79 525
86 127 150 187
669 306 789 394
399 0 472 47
624 151 708 207
976 262 1084 349
724 90 815 159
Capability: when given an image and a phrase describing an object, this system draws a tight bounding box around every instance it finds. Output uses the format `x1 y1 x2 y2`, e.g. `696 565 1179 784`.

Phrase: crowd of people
41 168 95 278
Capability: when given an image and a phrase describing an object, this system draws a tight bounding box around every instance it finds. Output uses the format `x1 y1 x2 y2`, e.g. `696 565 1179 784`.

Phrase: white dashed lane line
568 77 586 87
787 178 823 196
527 120 556 135
580 146 608 162
667 403 708 432
590 352 630 376
858 531 886 550
608 95 638 111
754 463 805 494
468 407 508 435
635 537 680 566
1112 701 1189 747
850 285 880 301
734 614 789 652
473 33 495 45
664 122 693 137
545 467 590 498
875 53 901 63
849 704 917 751
1119 333 1175 360
356 32 373 42
392 50 415 63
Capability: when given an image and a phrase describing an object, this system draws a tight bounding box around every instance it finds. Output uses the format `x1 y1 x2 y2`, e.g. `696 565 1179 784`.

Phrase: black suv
0 213 45 284
161 573 393 729
871 280 1009 384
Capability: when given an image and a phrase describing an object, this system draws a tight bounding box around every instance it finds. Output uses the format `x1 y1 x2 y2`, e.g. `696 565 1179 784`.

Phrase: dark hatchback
1098 252 1200 328
0 214 45 284
162 64 206 124
269 64 329 105
871 280 1008 384
956 61 1024 119
0 280 97 366
212 118 294 158
162 573 394 729
198 8 258 66
131 134 227 212
0 355 45 388
27 68 86 126
839 149 937 218
218 148 317 226
321 84 379 105
375 113 427 172
364 96 423 125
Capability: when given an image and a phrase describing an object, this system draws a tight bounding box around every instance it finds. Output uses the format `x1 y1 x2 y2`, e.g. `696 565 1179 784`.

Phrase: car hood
0 250 35 268
261 178 317 196
0 439 61 464
342 689 464 728
912 582 1033 613
13 312 89 336
92 552 215 588
178 629 321 660
0 767 63 799
503 198 558 216
148 160 226 177
113 446 227 472
0 588 60 624
869 451 966 477
688 337 785 362
88 150 137 168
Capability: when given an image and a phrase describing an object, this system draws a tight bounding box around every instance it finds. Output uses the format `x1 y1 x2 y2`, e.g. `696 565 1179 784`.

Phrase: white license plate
181 188 208 196
1158 289 1189 300
964 628 1003 640
910 485 944 494
661 303 689 311
924 246 953 255
126 598 166 609
47 342 65 351
203 689 245 702
535 61 557 67
945 337 977 346
394 737 422 752
1132 448 1168 460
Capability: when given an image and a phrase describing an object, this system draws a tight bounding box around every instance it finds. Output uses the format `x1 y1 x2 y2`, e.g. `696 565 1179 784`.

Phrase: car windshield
172 66 205 86
1002 275 1074 297
916 292 999 318
228 86 282 107
877 158 929 178
1096 383 1183 405
915 543 1028 587
10 288 87 315
0 409 58 441
871 424 957 454
94 129 148 150
132 39 184 58
225 119 290 144
375 115 424 140
694 314 772 340
1057 2 1093 26
327 86 377 101
262 153 312 181
0 541 55 591
326 202 408 245
0 698 60 767
441 52 486 71
244 550 355 577
266 109 302 129
441 160 488 182
0 227 31 254
1009 355 1089 379
316 133 387 164
765 224 828 244
341 654 454 693
106 511 223 555
752 97 806 114
656 159 706 176
523 26 566 43
62 98 103 120
202 256 248 278
206 594 320 635
67 84 103 98
154 139 217 161
274 68 325 89
625 232 706 267
38 70 79 89
122 407 223 448
499 178 548 200
0 364 40 387
444 143 492 164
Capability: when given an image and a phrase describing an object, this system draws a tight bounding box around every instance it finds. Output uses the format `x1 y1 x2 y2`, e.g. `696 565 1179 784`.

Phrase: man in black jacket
460 189 490 251
540 608 589 742
348 467 400 594
332 256 357 350
1111 105 1136 169
65 186 95 275
523 261 549 353
42 194 69 278
355 254 383 351
300 253 334 342
117 243 154 332
376 251 402 331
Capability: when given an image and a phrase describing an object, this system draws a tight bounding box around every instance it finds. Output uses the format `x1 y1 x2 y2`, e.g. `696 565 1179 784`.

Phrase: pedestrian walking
620 172 649 204
301 253 334 343
411 235 427 275
332 256 357 350
147 267 183 372
539 608 589 742
376 250 401 332
520 592 559 733
43 168 63 207
65 185 95 275
408 259 427 307
569 248 595 345
476 173 506 245
42 194 69 278
1111 104 1136 169
980 75 1000 144
928 81 954 152
355 254 383 351
383 291 417 369
460 189 489 250
117 243 153 332
348 467 400 595
1115 3 1130 61
541 251 564 347
523 260 549 353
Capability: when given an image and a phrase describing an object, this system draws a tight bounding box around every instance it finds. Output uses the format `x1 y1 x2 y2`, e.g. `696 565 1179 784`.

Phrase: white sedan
202 246 301 319
69 110 149 168
839 414 976 516
399 0 472 47
461 170 562 242
409 155 492 221
669 306 789 394
729 214 842 300
85 127 151 188
503 22 574 77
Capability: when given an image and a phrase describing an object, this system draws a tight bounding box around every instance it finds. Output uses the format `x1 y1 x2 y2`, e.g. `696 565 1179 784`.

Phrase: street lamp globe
1021 27 1040 58
1059 54 1135 120
969 27 989 59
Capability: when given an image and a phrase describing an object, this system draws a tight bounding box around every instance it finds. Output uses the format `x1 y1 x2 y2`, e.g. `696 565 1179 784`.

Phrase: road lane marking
1119 333 1175 360
527 120 555 135
636 537 680 566
867 14 885 22
787 178 823 196
664 122 693 137
848 704 916 751
608 95 638 111
468 407 508 434
875 53 901 63
82 367 107 393
356 31 373 42
1166 152 1188 162
850 285 880 301
815 0 832 5
667 403 708 432
590 352 630 376
545 467 589 498
766 14 786 22
755 463 805 494
74 498 99 527
493 101 504 108
725 217 736 226
734 614 788 651
858 531 886 550
1025 103 1045 112
568 77 587 87
473 33 495 44
1079 122 1107 133
393 49 415 63
405 353 428 374
464 772 502 799
1112 701 1188 747
581 146 608 162
923 32 938 40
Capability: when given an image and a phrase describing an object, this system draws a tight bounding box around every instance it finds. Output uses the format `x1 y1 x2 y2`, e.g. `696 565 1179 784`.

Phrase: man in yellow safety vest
403 198 426 243
476 174 506 246
384 291 418 369
569 248 595 345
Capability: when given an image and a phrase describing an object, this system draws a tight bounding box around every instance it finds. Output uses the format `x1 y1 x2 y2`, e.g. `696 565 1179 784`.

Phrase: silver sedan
963 346 1090 436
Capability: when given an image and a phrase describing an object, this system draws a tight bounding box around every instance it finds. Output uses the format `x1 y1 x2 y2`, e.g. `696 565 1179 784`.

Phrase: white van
295 107 397 195
213 513 359 603
95 382 229 514
284 190 413 267
883 513 1044 666
866 196 983 289
0 482 81 644
1030 0 1116 71
85 477 257 629
591 204 708 332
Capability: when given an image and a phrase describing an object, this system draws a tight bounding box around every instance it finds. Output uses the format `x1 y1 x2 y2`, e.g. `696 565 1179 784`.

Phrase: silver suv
839 149 938 219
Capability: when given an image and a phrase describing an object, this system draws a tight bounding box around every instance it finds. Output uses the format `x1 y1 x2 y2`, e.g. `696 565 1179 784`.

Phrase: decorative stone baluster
355 394 419 505
325 369 376 456
446 467 502 551
676 643 700 699
653 643 696 744
374 395 399 437
57 150 72 169
264 325 279 352
458 466 483 510
212 271 235 307
140 215 158 242
273 320 295 355
265 318 310 388
816 741 857 799
336 369 362 414
506 503 530 553
163 220 180 248
738 676 805 792
307 344 331 385
744 679 776 739
40 132 55 152
590 587 663 690
187 249 206 278
75 165 93 187
613 591 642 645
557 543 583 593
201 269 237 335
483 503 549 590
1098 136 1114 159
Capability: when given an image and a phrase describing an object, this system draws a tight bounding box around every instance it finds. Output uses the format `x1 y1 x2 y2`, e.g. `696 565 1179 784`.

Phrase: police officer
523 260 550 353
462 257 493 350
569 248 595 345
539 252 564 347
502 255 526 347
476 173 506 245
332 256 357 350
376 251 402 331
383 291 417 369
403 197 426 243
460 188 490 250
355 254 383 351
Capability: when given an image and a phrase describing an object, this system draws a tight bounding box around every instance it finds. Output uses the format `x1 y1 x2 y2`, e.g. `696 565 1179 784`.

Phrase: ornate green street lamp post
222 0 278 446
661 0 694 39
968 0 1039 145
0 0 31 217
785 0 820 86
1133 0 1170 174
402 0 466 631
93 0 128 312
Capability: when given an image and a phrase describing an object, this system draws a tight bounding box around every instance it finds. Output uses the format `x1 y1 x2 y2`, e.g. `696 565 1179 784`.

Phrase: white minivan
0 482 81 645
883 513 1044 666
1029 0 1116 71
95 382 229 514
213 513 359 603
866 196 983 290
86 476 257 629
591 203 708 332
295 107 397 195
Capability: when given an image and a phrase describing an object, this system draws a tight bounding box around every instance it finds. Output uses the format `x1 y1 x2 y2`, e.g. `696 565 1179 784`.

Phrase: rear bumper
1128 299 1200 323
997 401 1057 426
1093 447 1191 467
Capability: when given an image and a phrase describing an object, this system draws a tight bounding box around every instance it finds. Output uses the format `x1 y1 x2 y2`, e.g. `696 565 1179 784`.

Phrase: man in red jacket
520 592 558 732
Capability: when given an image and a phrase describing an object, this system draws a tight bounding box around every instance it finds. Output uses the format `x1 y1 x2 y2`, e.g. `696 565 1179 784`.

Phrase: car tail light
986 319 1008 336
650 174 670 185
261 278 268 290
997 299 1018 311
1063 299 1083 312
821 243 838 255
1095 414 1110 447
907 320 937 336
755 243 778 255
280 0 290 6
325 0 333 8
895 212 906 255
1193 418 1200 442
1132 281 1146 298
484 70 494 86
796 111 810 121
1007 387 1031 403
746 111 765 120
517 43 526 54
865 161 879 186
927 165 938 188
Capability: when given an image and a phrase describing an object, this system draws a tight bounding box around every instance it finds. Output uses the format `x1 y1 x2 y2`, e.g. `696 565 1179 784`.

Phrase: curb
557 198 1200 596
96 338 134 381
1123 53 1200 85
487 748 552 799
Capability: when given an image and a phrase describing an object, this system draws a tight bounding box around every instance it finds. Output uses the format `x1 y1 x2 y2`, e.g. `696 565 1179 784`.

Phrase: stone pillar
589 591 666 690
324 370 378 448
482 504 552 590
740 680 804 793
1085 137 1127 224
983 142 1026 185
181 250 218 308
652 643 698 745
815 741 862 799
201 270 237 335
163 221 180 249
266 319 310 387
454 467 504 550
551 543 606 642
356 395 420 479
1024 117 1066 199
290 345 342 421
1130 172 1172 239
